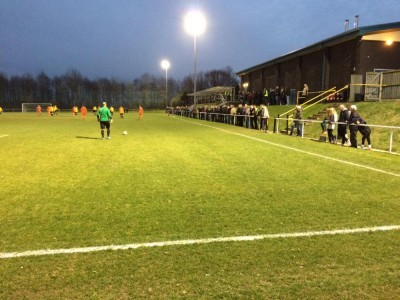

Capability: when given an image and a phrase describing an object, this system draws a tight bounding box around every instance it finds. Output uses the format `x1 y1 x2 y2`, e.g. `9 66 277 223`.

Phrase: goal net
22 103 52 112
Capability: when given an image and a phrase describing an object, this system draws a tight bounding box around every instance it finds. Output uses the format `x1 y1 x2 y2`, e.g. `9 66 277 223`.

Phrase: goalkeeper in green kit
97 102 112 139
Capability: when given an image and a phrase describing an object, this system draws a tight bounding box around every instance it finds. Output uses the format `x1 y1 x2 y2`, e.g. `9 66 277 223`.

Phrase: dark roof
236 21 400 76
187 86 234 97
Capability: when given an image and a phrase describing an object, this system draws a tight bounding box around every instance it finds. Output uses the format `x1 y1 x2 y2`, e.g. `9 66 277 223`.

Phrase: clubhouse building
236 21 400 101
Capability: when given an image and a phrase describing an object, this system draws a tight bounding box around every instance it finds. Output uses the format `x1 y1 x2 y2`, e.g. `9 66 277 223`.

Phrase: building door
349 74 363 102
365 72 381 101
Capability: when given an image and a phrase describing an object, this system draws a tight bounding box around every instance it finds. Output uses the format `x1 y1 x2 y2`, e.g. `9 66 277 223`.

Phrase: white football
122 131 128 135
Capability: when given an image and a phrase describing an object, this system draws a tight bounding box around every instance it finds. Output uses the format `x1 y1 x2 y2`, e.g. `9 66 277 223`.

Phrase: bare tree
36 71 52 102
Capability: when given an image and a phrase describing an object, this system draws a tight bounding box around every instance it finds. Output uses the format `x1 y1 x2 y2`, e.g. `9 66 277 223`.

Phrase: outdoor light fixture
386 39 393 46
161 60 170 107
184 11 206 36
184 10 206 106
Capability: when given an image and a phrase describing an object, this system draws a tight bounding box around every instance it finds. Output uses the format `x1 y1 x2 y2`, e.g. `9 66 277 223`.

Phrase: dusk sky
1 0 399 81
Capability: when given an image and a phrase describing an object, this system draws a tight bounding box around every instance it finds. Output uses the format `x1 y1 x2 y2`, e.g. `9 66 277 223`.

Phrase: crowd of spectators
238 86 291 106
169 104 271 131
169 103 372 150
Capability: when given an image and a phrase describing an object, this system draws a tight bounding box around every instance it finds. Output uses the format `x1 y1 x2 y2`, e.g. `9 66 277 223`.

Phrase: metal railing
171 108 399 154
274 117 400 154
277 87 338 125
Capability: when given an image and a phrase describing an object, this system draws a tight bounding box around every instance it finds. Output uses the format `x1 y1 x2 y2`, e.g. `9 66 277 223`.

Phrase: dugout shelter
187 86 236 106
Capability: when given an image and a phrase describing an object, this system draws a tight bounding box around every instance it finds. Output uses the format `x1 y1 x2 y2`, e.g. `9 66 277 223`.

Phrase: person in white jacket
327 107 338 143
259 104 270 132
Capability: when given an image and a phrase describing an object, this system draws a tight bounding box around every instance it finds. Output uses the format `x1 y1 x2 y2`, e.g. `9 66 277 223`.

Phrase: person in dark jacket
348 105 371 149
338 104 351 146
348 105 360 148
359 124 372 150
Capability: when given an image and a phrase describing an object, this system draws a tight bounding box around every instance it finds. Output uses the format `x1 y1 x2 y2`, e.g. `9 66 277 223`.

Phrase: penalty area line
175 117 400 178
1 225 400 259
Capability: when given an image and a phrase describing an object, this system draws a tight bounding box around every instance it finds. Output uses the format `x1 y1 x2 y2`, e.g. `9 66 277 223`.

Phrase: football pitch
1 111 400 299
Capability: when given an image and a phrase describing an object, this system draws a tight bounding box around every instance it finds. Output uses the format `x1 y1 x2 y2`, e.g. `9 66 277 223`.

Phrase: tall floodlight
184 10 206 106
161 60 170 108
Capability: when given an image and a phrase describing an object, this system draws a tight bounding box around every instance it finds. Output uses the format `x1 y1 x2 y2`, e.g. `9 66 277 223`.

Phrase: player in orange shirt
119 106 124 118
80 105 88 120
138 105 144 120
36 105 42 116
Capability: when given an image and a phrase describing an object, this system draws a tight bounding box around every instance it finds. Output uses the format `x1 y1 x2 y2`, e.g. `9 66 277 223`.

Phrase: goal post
22 103 52 112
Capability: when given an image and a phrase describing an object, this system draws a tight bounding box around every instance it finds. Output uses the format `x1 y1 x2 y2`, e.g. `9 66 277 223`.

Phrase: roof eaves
236 21 400 76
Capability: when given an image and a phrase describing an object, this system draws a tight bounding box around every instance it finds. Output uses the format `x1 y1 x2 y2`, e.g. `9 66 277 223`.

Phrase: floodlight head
184 10 206 36
161 60 170 70
386 39 393 46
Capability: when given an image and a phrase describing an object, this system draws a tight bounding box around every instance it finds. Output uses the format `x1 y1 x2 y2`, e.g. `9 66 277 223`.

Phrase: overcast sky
1 0 399 81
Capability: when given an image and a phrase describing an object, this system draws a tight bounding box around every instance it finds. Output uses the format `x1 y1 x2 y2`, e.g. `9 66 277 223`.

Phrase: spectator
230 105 237 125
280 88 287 105
356 114 372 150
291 106 303 136
259 104 270 132
327 107 338 144
250 105 258 129
263 88 269 105
301 84 309 104
295 105 303 136
348 105 360 148
275 86 280 105
302 84 309 97
338 104 350 146
269 88 275 105
236 104 244 126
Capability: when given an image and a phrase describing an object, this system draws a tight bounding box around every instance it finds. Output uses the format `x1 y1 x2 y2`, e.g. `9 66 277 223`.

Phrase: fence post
274 114 279 133
286 114 289 135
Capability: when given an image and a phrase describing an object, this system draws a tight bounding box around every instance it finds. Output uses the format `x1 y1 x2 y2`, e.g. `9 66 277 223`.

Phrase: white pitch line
1 225 399 259
0 134 9 138
176 117 400 178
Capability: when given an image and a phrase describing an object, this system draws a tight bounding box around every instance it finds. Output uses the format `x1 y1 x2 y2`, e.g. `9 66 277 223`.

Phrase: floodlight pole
161 60 170 108
184 10 206 107
165 67 168 108
193 33 197 106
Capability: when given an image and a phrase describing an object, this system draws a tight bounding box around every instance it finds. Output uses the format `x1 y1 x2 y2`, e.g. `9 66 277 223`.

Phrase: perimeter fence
171 109 400 155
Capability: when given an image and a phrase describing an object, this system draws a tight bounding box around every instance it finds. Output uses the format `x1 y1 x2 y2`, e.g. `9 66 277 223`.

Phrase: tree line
0 66 239 110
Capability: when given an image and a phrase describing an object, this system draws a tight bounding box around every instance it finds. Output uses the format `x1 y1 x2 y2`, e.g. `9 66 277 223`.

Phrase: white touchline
176 117 400 178
0 134 9 138
1 225 400 259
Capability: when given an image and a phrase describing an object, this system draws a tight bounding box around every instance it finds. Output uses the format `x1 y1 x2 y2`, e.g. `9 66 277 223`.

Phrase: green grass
1 111 400 299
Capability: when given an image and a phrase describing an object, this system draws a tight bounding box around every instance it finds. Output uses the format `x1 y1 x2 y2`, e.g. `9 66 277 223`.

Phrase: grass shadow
76 136 102 140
